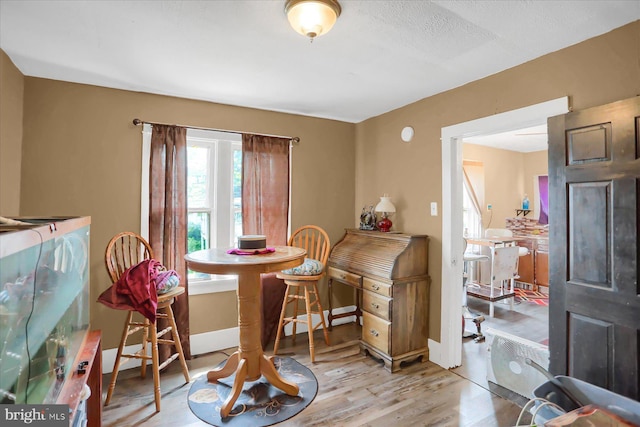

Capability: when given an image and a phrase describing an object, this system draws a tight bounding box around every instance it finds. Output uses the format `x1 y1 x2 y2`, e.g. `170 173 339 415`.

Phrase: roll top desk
327 229 430 372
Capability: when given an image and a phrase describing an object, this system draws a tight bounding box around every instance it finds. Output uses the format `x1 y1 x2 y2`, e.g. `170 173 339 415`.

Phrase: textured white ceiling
464 124 548 153
1 1 638 123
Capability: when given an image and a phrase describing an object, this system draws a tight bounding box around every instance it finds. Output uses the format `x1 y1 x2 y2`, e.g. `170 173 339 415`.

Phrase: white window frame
140 125 242 295
462 179 482 241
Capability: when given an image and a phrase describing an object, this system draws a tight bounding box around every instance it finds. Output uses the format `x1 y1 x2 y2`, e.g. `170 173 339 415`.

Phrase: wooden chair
274 225 331 362
103 232 190 412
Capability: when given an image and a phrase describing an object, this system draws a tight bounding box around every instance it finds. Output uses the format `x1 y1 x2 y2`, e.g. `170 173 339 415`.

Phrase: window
140 126 242 294
186 129 242 293
462 179 482 240
462 160 484 244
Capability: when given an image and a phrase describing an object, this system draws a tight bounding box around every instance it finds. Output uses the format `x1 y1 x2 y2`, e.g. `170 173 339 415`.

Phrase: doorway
434 96 569 370
454 126 552 390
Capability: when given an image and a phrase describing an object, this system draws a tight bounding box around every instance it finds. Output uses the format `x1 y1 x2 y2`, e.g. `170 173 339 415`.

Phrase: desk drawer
362 312 390 354
363 277 392 297
363 290 391 320
328 267 361 287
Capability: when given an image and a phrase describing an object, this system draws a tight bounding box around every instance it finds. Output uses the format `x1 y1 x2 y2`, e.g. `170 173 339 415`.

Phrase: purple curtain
538 175 549 225
149 124 191 359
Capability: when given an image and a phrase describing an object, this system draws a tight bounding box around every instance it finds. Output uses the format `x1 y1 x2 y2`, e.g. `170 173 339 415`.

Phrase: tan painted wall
461 145 549 229
462 145 549 229
0 51 24 216
19 79 355 349
463 144 524 229
356 21 640 342
6 20 640 350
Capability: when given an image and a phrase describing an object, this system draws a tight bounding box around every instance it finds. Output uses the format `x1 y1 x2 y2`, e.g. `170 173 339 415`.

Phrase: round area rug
188 356 318 427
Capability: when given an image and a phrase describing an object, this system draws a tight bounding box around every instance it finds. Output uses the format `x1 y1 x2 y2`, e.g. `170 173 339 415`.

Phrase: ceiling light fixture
285 0 341 41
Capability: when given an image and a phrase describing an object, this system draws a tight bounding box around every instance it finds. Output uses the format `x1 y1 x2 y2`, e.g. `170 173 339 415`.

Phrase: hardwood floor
102 323 533 426
453 287 549 403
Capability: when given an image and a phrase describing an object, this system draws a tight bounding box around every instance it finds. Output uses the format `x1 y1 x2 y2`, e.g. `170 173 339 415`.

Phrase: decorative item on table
238 235 267 251
522 194 530 210
375 194 396 232
359 205 377 230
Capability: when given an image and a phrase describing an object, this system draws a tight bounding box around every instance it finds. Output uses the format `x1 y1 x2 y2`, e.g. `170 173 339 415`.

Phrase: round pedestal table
184 246 306 417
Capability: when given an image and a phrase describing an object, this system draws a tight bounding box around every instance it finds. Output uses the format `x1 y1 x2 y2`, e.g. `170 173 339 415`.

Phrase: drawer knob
369 329 379 337
372 284 380 290
371 302 379 309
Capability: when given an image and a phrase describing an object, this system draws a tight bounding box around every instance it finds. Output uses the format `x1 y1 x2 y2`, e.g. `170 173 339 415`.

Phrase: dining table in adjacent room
465 236 524 248
184 245 306 418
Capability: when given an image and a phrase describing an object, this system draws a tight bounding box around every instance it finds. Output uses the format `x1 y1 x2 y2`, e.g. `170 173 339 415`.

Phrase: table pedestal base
207 351 300 417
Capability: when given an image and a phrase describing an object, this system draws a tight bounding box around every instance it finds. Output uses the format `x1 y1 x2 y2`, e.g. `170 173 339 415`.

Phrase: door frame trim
435 96 569 369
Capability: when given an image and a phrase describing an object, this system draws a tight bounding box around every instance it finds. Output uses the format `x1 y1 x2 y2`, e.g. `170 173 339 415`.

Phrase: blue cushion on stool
281 258 324 276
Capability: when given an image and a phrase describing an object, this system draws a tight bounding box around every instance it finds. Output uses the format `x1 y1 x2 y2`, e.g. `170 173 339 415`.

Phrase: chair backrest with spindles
288 225 331 265
105 232 154 283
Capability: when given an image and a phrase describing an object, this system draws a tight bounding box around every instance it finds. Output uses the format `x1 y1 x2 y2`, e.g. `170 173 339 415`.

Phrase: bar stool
274 225 331 362
103 232 190 412
463 238 489 319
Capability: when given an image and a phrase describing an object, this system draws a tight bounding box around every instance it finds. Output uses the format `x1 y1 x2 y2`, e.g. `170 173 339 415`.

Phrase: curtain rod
132 118 300 145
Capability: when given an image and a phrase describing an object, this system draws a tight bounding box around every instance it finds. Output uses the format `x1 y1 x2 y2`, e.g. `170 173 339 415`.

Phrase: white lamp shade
286 0 341 39
375 195 396 213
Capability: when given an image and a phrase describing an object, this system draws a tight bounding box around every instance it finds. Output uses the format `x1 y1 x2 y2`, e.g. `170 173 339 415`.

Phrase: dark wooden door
548 96 640 400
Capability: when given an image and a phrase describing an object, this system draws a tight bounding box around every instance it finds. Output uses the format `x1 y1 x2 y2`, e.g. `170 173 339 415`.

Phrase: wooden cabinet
516 240 535 284
57 330 102 427
515 237 549 290
535 250 549 288
327 229 430 372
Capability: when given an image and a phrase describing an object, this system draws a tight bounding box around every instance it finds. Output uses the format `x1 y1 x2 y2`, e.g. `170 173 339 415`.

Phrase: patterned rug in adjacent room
188 356 318 427
514 287 549 306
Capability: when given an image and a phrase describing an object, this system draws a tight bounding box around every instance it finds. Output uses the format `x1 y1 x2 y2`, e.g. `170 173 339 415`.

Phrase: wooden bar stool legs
104 288 190 412
273 279 330 362
273 225 332 363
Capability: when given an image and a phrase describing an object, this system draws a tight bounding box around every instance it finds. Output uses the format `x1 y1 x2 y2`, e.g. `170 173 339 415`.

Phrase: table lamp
375 194 396 232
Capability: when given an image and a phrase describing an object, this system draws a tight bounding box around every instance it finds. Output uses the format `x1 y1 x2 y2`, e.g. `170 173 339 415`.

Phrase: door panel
568 313 612 389
549 96 640 400
567 123 611 164
568 181 610 286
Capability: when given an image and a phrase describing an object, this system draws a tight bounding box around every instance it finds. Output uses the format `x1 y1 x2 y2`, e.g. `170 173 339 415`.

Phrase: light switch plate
430 202 438 216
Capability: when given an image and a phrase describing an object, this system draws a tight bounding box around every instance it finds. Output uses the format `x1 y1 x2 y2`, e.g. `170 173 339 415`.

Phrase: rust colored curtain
241 134 290 245
241 134 290 349
149 124 191 359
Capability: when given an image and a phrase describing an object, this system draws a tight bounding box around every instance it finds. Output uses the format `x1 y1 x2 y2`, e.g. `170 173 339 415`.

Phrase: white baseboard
102 305 358 374
282 305 357 336
189 327 240 356
428 338 442 367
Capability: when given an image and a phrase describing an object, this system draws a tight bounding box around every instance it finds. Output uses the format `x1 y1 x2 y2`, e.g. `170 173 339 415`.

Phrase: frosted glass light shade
375 194 396 214
285 0 341 39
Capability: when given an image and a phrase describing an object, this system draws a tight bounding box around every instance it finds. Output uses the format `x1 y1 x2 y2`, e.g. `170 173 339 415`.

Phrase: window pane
188 212 210 279
187 146 209 208
233 148 243 242
188 212 210 252
463 182 482 240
